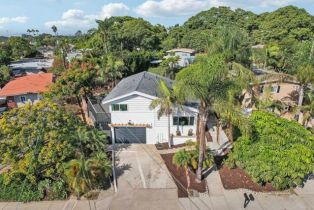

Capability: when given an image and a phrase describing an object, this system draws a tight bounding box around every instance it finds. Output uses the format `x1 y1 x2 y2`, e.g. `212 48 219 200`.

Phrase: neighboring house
66 51 83 62
243 72 300 118
164 48 196 68
97 71 198 145
0 73 54 108
9 58 54 76
37 46 55 58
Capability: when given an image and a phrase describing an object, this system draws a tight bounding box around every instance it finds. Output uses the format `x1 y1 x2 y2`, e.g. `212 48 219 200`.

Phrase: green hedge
226 111 314 189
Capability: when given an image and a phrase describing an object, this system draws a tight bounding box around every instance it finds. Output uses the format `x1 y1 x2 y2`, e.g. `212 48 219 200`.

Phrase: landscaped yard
219 166 276 192
160 153 207 197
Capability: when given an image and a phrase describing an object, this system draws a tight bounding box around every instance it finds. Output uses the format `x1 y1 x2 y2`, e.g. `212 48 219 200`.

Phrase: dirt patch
219 166 277 192
160 153 207 197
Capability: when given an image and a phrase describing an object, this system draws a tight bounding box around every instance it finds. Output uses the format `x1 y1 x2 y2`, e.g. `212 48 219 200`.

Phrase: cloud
135 0 301 17
257 0 297 7
45 3 129 29
0 16 28 25
223 0 299 8
136 0 213 17
100 3 130 19
45 9 96 29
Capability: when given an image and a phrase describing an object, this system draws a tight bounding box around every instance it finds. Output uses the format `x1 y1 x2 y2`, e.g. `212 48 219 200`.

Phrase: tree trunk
216 119 220 144
296 85 305 122
62 51 67 69
227 124 234 143
186 167 190 190
196 114 200 144
196 102 207 183
168 114 171 148
77 96 87 123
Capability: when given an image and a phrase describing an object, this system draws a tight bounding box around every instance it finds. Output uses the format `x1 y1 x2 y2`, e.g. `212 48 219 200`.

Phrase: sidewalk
179 170 314 210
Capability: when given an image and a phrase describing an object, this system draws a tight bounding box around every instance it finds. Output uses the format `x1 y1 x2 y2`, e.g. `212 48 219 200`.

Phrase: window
20 96 26 103
271 85 280 93
111 104 120 111
120 104 128 111
189 117 195 125
173 117 178 125
111 104 128 111
173 116 194 126
179 117 189 126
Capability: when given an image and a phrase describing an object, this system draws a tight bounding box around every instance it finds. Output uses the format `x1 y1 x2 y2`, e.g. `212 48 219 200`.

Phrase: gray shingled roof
103 71 174 103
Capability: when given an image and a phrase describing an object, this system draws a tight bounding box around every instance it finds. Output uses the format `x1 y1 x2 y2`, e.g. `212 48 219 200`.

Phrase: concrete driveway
109 144 182 210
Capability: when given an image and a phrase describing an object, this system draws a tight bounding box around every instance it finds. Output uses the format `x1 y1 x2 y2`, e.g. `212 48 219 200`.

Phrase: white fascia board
102 91 158 105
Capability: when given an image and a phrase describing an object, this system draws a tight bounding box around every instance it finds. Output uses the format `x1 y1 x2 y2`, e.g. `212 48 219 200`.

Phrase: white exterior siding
105 93 198 145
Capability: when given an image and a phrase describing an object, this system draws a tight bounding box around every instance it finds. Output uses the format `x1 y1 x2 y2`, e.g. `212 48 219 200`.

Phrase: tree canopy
0 101 110 200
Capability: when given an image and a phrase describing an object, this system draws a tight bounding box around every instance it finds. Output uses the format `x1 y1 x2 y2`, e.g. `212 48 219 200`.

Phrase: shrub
226 111 314 189
0 176 68 202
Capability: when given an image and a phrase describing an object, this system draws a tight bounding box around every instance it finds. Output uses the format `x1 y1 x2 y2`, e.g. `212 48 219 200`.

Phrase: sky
0 0 313 36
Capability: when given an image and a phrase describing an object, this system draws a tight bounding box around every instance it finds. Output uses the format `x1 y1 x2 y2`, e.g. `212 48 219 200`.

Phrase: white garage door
114 127 146 144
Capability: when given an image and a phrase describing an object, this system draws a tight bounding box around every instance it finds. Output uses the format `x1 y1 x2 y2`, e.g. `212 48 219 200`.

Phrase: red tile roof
0 73 53 97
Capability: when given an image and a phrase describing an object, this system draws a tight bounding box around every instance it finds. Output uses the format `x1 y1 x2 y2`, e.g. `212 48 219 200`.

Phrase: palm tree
96 19 112 54
298 92 314 127
64 157 91 198
56 38 70 69
150 80 177 148
87 152 112 186
176 54 228 182
214 91 251 143
175 26 254 182
172 149 191 190
99 54 125 88
64 152 111 198
295 65 314 121
51 25 58 36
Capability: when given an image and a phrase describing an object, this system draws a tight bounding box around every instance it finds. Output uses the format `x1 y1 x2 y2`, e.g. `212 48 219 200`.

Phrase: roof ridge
135 71 146 92
144 71 174 82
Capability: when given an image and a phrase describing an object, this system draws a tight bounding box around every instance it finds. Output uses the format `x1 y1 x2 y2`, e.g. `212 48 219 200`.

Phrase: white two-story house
164 48 196 68
101 71 198 145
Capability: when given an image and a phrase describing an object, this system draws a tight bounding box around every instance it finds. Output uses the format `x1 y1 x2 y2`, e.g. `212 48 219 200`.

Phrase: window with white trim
111 104 128 111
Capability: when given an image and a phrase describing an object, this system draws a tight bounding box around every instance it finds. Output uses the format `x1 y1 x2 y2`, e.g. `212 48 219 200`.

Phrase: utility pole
111 130 117 193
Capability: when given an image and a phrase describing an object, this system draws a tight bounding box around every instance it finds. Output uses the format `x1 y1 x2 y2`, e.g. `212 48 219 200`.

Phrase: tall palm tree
99 54 125 87
58 39 70 69
176 54 228 182
176 26 254 181
295 64 314 121
172 149 191 190
51 25 58 36
298 92 314 127
150 80 177 148
96 19 112 54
